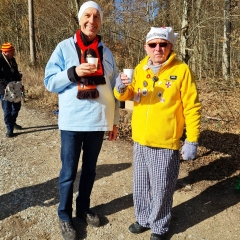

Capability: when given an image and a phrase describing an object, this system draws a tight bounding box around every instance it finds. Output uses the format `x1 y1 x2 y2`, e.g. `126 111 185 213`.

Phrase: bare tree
180 0 190 63
222 0 231 80
28 0 36 65
0 0 239 81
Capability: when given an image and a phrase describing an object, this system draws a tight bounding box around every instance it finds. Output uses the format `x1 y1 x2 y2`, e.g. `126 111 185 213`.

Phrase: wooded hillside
0 0 239 108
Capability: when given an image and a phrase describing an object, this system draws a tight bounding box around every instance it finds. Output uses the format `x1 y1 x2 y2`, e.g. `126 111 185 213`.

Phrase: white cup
123 68 134 82
86 57 98 67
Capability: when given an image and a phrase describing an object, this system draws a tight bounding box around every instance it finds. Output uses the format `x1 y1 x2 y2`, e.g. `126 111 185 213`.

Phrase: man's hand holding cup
121 68 134 85
115 68 134 94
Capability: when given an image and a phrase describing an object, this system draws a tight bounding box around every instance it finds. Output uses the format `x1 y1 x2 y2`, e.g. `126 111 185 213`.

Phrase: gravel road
0 105 239 240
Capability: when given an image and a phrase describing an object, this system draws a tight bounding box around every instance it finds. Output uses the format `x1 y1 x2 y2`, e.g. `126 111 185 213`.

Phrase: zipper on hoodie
143 73 159 141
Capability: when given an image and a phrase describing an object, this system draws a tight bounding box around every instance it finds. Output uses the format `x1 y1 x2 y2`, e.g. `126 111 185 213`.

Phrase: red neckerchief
75 30 105 99
75 29 104 77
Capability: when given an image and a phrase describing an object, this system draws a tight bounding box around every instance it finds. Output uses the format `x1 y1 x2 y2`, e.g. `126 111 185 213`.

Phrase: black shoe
128 222 149 234
150 233 166 240
14 124 22 130
59 220 76 240
76 210 100 227
6 131 14 138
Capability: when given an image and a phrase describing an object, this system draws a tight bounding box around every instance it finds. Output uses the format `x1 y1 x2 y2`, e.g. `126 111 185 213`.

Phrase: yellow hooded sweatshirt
114 51 201 150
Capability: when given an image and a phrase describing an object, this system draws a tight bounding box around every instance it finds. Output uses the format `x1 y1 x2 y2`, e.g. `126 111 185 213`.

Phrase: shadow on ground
0 163 131 221
168 130 240 238
177 130 239 190
1 129 239 240
14 124 58 136
168 175 240 239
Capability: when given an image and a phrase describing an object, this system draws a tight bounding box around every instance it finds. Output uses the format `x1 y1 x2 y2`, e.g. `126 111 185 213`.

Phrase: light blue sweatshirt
44 36 119 131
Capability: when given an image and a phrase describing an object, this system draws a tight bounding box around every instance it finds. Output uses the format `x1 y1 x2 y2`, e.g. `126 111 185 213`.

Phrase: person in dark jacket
0 42 22 137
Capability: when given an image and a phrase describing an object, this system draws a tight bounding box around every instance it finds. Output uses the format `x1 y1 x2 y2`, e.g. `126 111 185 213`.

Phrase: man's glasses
147 42 168 48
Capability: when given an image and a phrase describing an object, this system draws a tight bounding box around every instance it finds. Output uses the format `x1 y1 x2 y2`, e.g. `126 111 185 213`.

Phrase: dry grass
18 63 240 193
19 61 240 134
198 78 240 133
19 64 58 111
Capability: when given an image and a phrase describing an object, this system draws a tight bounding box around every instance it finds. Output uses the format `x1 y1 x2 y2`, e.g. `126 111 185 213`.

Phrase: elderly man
114 27 201 240
44 1 119 239
0 42 22 138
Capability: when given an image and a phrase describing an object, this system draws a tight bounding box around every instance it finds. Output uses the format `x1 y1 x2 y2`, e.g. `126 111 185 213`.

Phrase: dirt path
0 105 239 240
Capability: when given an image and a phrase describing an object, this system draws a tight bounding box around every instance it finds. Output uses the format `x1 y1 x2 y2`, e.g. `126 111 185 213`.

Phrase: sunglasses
147 42 168 48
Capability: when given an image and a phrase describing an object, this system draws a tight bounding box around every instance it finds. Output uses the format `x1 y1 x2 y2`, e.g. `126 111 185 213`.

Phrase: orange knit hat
1 42 15 52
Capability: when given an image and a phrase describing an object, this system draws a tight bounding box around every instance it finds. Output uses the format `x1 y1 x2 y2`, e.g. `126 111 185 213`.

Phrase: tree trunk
28 0 36 65
180 0 189 63
222 0 231 80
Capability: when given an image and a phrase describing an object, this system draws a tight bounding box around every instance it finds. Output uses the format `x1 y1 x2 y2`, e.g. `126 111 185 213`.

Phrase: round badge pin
157 91 162 98
142 88 148 96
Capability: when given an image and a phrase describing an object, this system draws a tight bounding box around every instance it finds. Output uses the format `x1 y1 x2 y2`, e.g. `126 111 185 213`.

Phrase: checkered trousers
133 142 180 235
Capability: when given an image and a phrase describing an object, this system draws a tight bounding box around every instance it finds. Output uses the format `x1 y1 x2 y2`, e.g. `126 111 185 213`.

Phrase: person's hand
120 73 131 85
108 125 118 141
181 140 198 160
115 73 129 93
75 63 97 77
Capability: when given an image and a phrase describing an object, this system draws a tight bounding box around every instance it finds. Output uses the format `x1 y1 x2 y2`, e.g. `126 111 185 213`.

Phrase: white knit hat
146 27 178 44
78 1 103 21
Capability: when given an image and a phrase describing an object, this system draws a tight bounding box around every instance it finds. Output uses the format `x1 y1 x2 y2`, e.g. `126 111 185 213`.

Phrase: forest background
0 0 240 111
0 2 240 238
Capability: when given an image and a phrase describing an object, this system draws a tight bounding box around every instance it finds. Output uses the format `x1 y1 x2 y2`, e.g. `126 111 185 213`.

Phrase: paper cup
86 57 98 67
123 69 134 82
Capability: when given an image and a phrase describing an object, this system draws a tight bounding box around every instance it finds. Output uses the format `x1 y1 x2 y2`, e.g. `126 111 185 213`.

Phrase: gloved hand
115 73 127 93
181 140 198 160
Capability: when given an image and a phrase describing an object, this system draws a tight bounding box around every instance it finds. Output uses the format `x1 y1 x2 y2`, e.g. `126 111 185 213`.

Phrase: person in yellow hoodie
114 26 201 240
